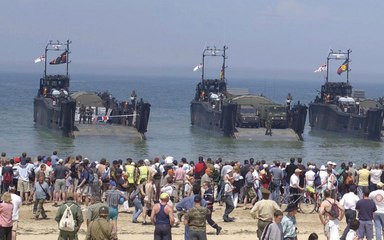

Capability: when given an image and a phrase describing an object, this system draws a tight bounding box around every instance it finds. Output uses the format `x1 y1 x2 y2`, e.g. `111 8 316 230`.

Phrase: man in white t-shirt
339 185 359 240
369 181 384 240
290 169 304 206
9 186 22 240
370 165 382 191
305 165 316 187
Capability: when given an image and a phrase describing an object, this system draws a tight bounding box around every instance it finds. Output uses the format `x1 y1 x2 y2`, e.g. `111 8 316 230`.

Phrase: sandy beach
16 201 338 240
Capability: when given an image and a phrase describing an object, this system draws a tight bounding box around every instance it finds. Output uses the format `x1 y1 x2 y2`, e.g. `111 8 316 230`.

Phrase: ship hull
309 103 383 141
33 97 76 137
190 101 237 137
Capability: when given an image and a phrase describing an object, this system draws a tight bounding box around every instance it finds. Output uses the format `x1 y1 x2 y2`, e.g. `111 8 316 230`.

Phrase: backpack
326 199 340 219
101 169 110 183
59 204 75 231
29 167 36 182
3 171 12 185
87 169 94 183
153 165 161 180
130 188 139 201
314 173 321 187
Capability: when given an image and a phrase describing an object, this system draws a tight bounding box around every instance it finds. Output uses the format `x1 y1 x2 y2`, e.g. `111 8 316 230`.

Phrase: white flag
193 63 203 72
314 64 327 73
34 55 45 63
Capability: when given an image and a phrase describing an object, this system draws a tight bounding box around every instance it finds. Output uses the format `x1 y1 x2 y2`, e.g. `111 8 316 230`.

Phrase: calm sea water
0 72 383 165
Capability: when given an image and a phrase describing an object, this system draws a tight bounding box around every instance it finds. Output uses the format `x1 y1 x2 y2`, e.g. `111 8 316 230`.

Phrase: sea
1 72 384 166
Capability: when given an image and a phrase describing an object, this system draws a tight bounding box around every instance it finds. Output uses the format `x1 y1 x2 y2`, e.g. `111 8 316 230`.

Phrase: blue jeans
270 183 281 204
133 197 143 221
358 220 374 240
374 212 384 240
184 225 189 240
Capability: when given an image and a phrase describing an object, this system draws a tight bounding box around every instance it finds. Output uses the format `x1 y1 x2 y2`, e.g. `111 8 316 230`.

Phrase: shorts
109 206 119 220
17 180 30 192
72 178 79 189
324 219 339 240
12 221 18 232
77 184 89 196
54 179 66 192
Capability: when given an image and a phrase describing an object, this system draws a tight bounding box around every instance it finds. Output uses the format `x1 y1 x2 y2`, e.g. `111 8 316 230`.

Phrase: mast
201 45 228 83
43 40 71 78
326 49 351 83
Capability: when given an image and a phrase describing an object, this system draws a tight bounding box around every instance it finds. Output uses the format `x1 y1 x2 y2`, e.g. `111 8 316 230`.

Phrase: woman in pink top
0 192 13 240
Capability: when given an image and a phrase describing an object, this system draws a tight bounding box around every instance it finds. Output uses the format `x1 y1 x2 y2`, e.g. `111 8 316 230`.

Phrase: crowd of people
0 151 384 240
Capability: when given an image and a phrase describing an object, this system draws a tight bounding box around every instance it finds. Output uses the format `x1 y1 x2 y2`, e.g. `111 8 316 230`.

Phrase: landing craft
190 46 307 141
309 49 384 141
33 40 151 139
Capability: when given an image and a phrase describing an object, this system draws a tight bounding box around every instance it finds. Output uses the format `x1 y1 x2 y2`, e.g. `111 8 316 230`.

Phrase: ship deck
234 127 300 141
73 123 144 140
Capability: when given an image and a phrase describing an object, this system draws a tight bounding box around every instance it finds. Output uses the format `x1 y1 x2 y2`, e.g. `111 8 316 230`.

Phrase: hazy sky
1 1 384 80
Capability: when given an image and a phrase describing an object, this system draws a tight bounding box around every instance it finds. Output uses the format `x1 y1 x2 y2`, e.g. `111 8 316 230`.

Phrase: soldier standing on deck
265 115 272 136
79 104 86 124
87 106 93 124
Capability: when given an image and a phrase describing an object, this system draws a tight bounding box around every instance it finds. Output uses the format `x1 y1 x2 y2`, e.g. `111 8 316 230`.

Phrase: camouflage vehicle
236 105 260 128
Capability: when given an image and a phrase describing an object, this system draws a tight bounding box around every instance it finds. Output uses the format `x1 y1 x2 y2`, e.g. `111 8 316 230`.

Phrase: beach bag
326 199 340 219
3 172 12 185
59 204 75 232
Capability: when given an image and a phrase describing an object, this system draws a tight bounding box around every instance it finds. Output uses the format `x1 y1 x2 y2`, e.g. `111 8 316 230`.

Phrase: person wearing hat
151 192 175 240
290 168 305 206
339 185 359 240
250 187 281 239
55 191 84 240
86 195 108 228
368 181 384 240
281 203 298 240
85 206 115 240
184 195 210 240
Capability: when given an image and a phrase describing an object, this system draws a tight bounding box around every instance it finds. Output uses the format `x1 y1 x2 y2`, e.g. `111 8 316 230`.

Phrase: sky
1 1 384 81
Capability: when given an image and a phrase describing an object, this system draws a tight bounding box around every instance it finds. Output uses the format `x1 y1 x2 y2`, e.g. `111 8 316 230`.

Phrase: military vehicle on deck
190 46 308 140
236 105 260 128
